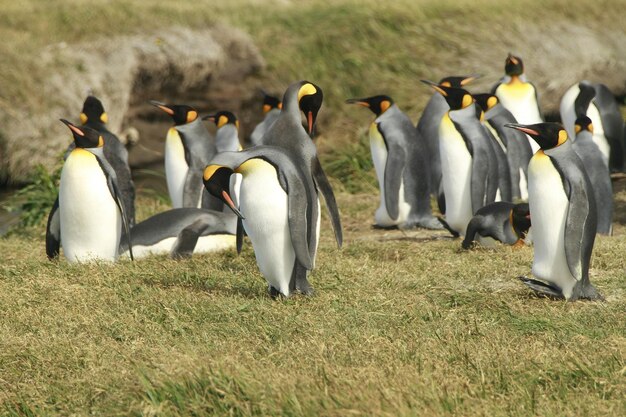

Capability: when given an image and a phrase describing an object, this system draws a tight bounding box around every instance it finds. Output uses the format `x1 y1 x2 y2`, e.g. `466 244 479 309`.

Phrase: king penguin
260 81 343 262
505 122 601 301
47 120 133 262
493 54 543 153
560 81 625 172
151 101 219 210
64 95 136 225
416 75 480 210
421 81 499 236
249 91 282 147
474 93 533 201
571 116 613 235
462 202 530 249
118 208 236 259
203 146 314 297
345 95 441 229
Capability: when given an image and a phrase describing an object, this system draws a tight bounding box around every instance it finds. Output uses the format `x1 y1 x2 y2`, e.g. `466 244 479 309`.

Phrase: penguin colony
44 53 625 301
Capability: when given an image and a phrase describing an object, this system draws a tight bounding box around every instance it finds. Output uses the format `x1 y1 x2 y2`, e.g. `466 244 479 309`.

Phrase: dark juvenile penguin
47 120 133 262
416 75 479 210
345 95 441 229
203 146 314 297
151 101 219 209
571 116 613 235
474 93 533 201
506 122 601 301
260 81 342 260
493 54 543 153
421 81 499 236
462 202 530 249
118 208 236 259
560 81 625 172
203 111 242 153
64 95 136 225
249 91 282 147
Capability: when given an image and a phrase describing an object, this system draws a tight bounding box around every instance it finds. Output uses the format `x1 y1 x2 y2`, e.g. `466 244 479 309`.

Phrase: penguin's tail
518 276 564 299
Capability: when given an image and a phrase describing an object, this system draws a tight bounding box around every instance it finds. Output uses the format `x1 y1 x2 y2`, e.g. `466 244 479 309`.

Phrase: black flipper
518 276 564 299
312 157 343 248
45 196 61 260
382 144 406 221
170 219 208 259
438 217 460 238
182 168 204 208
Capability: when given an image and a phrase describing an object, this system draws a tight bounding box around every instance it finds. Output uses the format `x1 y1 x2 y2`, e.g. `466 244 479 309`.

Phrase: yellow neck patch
298 83 317 101
461 94 473 108
80 113 88 125
203 164 224 181
98 136 104 147
262 104 271 114
557 129 568 146
100 112 108 124
187 110 198 123
380 100 391 113
487 96 498 109
217 115 228 128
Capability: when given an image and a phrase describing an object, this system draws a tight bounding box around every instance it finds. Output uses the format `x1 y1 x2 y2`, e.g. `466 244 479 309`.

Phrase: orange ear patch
380 100 391 113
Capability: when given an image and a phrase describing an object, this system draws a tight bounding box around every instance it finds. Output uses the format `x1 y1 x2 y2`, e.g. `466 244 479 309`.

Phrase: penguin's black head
80 95 107 125
438 74 480 88
345 95 394 116
504 122 568 150
574 115 594 135
262 92 282 114
203 164 244 219
150 100 198 126
472 94 499 112
297 81 323 135
504 53 524 76
511 203 531 238
60 119 104 149
203 111 239 130
421 80 473 111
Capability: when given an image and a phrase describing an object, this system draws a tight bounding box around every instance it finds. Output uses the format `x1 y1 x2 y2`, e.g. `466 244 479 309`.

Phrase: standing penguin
345 95 441 229
118 208 236 259
260 81 343 260
462 202 530 249
505 122 601 301
47 120 133 262
493 54 543 153
203 111 243 153
65 95 136 226
560 81 625 172
571 116 613 235
416 75 480 209
249 91 282 147
474 93 533 201
151 101 218 209
203 146 314 297
422 81 499 236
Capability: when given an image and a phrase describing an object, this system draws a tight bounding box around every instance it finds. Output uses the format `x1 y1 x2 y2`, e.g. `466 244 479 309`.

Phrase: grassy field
1 186 625 416
1 0 626 415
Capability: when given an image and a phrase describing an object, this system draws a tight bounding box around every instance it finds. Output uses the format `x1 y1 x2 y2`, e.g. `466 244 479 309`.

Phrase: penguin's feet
372 223 398 230
461 239 476 250
268 286 281 299
401 217 445 231
580 284 605 301
518 276 564 300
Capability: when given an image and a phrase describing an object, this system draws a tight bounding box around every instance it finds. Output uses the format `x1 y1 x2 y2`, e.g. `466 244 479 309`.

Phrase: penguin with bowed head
461 202 530 249
345 94 442 229
505 122 601 301
248 91 282 147
203 146 314 298
571 116 613 235
47 120 133 262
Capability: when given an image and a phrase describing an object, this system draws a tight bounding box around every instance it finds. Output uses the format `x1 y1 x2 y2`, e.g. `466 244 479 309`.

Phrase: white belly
369 123 410 226
528 152 576 298
439 116 473 235
127 234 235 259
165 128 189 208
559 84 579 140
587 104 610 167
496 83 543 153
60 149 121 262
239 160 295 296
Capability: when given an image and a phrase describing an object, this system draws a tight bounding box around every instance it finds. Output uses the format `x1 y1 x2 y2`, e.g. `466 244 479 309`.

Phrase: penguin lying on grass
461 202 530 249
118 208 236 259
506 122 602 301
